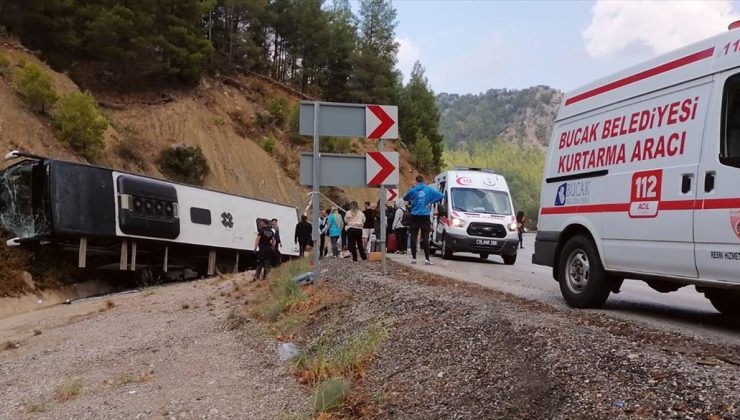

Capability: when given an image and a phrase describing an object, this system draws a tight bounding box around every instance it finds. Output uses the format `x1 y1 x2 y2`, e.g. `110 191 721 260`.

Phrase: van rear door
694 70 740 283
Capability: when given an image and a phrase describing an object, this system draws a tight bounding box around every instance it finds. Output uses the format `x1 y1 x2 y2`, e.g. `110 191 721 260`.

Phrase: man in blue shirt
403 175 444 265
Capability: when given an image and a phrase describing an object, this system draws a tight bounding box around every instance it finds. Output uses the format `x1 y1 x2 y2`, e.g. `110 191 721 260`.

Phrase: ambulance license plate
476 239 497 246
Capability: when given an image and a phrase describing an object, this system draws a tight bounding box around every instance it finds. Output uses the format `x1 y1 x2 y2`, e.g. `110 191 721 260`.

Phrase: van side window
721 73 740 167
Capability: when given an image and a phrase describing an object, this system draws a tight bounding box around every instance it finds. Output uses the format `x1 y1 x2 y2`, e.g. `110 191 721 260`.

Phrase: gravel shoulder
311 259 740 419
1 257 739 419
0 276 311 419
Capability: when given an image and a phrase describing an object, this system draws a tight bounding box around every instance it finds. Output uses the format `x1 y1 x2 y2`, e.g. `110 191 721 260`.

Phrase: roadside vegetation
444 140 546 226
157 144 210 186
231 259 389 417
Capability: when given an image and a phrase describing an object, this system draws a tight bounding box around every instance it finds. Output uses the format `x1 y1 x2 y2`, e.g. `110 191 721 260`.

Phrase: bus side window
721 73 740 167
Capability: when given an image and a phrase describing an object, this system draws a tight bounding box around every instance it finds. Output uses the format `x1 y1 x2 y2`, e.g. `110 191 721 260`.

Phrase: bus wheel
705 290 740 318
558 234 610 308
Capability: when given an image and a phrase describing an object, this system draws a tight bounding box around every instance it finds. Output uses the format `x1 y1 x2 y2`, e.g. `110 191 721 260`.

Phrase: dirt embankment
2 259 738 419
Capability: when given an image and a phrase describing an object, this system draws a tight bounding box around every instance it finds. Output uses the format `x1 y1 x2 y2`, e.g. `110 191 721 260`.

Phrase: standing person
344 201 367 262
393 200 408 254
254 219 275 280
340 203 350 256
271 219 282 265
294 215 313 257
362 201 374 251
403 175 444 265
326 207 343 257
319 209 329 259
516 210 526 249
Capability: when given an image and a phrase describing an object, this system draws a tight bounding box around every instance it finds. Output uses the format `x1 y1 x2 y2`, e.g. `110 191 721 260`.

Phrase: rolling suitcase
386 233 397 253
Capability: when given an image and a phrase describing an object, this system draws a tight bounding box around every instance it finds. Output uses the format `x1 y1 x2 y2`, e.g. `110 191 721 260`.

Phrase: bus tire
558 234 610 308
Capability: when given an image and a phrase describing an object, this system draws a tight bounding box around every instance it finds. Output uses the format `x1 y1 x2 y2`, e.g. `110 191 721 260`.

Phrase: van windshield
451 188 512 215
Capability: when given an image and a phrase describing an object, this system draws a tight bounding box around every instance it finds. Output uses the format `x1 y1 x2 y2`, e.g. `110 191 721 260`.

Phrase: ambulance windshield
451 188 511 215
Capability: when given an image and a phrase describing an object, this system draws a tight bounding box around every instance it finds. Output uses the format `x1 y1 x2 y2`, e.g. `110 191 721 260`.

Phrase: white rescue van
533 24 740 316
430 168 520 263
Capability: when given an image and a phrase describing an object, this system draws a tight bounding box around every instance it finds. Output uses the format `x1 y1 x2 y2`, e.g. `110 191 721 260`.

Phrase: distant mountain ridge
437 86 563 149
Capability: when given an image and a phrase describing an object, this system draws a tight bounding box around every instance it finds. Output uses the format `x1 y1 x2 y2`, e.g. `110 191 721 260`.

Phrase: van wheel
558 234 610 308
502 253 516 265
441 235 453 259
705 290 740 318
479 253 489 260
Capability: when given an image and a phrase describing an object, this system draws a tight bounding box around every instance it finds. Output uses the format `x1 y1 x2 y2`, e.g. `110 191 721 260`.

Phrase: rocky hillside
438 86 563 149
0 38 416 212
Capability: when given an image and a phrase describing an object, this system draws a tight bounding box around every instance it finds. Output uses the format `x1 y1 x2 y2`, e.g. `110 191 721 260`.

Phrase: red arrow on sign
367 105 395 140
367 151 395 186
386 188 398 202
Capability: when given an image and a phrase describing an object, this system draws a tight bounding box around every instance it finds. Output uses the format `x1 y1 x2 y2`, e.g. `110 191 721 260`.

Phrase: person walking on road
344 201 367 262
403 175 444 265
516 210 526 249
393 200 408 254
362 202 374 251
319 209 329 258
326 207 343 257
254 219 276 280
294 215 313 257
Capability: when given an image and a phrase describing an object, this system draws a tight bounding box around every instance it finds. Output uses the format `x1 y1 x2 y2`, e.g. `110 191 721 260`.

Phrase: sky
392 0 740 94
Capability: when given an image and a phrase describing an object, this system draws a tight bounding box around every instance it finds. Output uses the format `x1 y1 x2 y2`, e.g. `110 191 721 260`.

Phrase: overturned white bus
0 151 299 282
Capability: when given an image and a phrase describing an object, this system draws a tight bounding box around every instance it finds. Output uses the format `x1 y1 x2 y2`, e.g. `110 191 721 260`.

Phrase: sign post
299 101 399 280
311 103 320 285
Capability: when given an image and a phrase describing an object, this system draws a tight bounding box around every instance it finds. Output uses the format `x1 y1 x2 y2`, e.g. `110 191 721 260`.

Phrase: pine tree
399 61 444 170
323 0 357 101
349 0 399 104
411 130 434 172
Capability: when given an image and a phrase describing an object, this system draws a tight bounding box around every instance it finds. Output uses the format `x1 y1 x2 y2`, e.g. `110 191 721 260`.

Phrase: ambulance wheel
441 235 453 259
705 290 740 318
558 234 610 308
479 253 489 260
502 253 516 265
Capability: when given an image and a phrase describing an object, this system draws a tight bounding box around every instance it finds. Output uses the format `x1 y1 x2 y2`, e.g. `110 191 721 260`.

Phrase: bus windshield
451 188 512 215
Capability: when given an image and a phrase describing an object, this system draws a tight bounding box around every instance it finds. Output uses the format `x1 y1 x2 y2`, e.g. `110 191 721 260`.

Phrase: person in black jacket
294 215 313 257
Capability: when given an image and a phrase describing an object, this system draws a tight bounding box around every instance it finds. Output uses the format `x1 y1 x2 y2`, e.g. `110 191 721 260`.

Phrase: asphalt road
389 233 740 346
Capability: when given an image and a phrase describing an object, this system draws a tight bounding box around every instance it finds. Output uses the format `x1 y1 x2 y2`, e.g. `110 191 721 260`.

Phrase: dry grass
3 340 19 351
297 321 388 386
105 299 116 309
33 329 42 336
181 303 190 309
113 373 152 386
26 400 49 413
54 377 82 402
314 377 351 415
253 259 309 322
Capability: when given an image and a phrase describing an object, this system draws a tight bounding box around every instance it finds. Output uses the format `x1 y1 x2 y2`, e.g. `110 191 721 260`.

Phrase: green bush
314 377 351 414
287 103 307 145
53 91 108 161
157 144 210 185
260 136 276 153
268 97 290 126
15 63 58 113
320 137 353 154
0 54 10 78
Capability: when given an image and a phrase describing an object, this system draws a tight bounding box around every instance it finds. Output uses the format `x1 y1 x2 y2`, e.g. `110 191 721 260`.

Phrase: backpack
401 209 411 227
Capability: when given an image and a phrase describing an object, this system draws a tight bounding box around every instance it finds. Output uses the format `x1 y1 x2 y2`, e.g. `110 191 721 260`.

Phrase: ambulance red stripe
564 47 715 106
540 197 740 215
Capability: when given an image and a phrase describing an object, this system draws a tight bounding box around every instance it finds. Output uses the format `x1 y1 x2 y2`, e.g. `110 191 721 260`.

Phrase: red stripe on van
540 197 740 215
540 203 629 215
564 47 715 106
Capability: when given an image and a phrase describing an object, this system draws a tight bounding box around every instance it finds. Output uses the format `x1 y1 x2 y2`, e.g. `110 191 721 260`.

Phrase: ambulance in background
533 23 740 317
430 168 520 264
